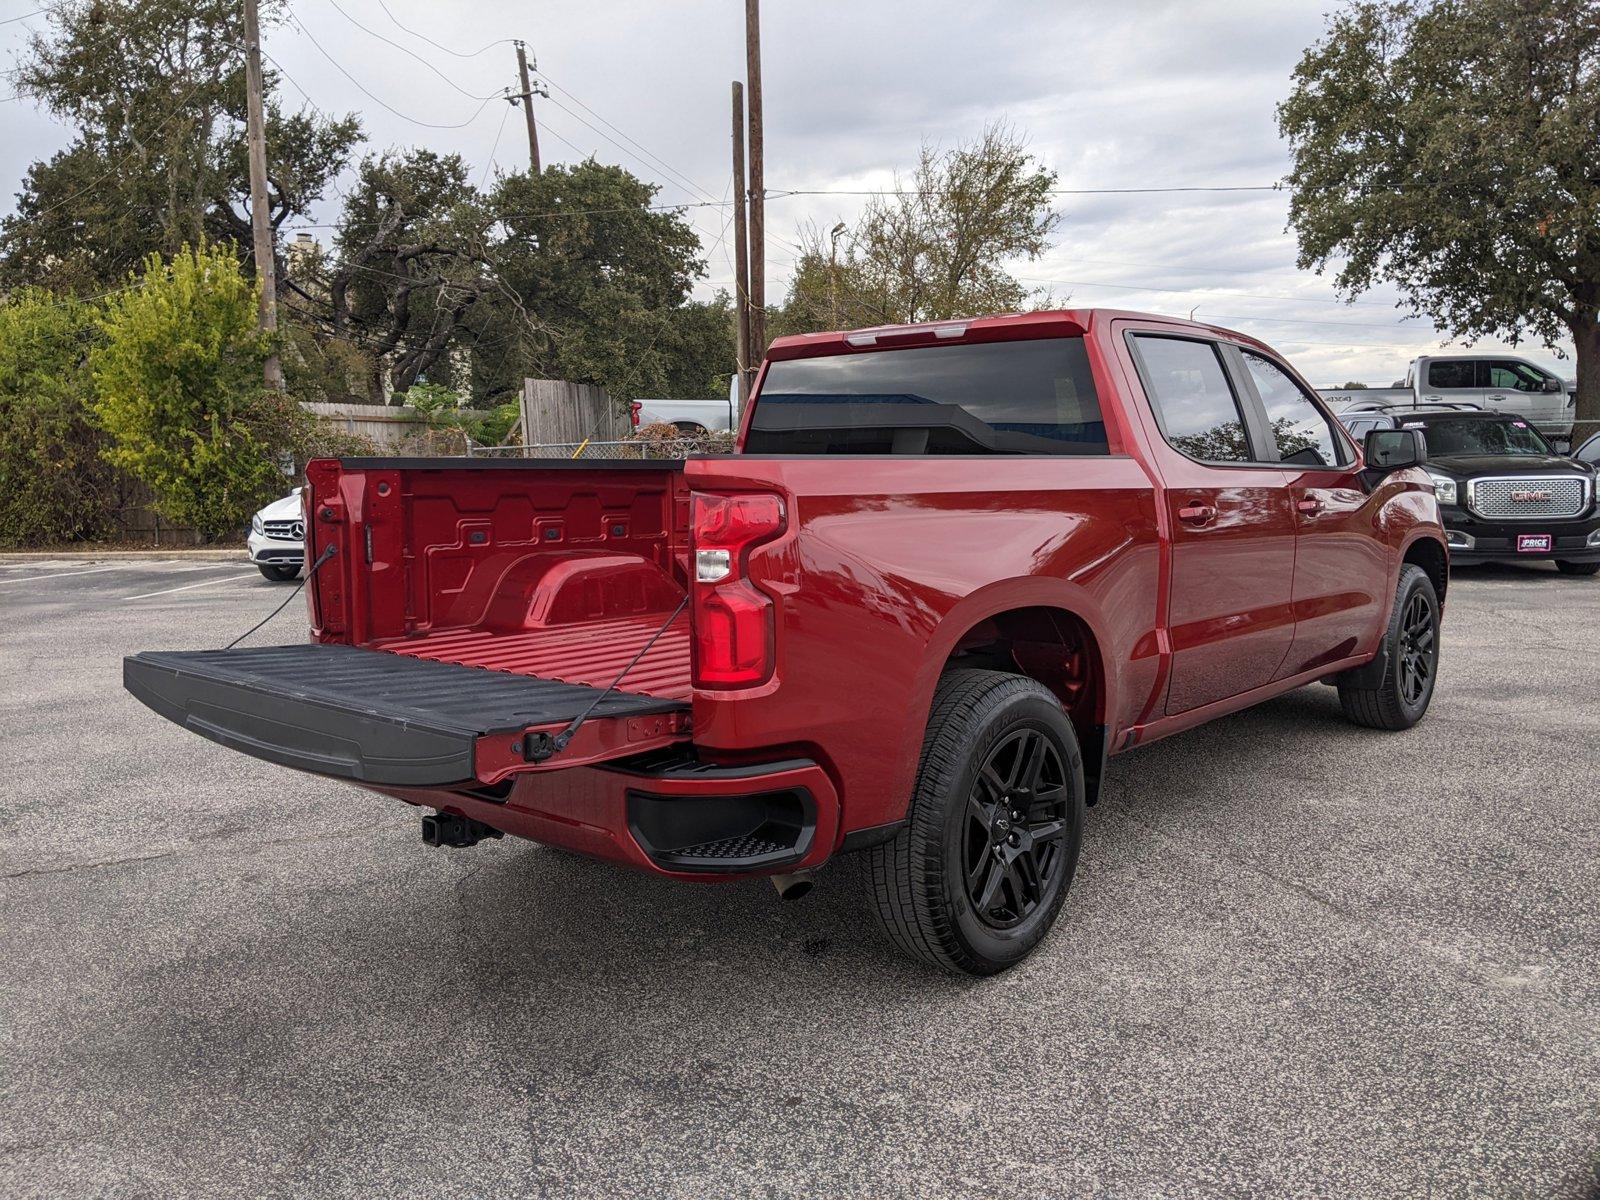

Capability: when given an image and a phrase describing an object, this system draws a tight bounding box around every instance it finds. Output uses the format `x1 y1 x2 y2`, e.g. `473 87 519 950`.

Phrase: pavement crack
0 850 176 880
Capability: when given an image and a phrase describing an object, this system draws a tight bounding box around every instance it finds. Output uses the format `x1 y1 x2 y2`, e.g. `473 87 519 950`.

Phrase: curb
0 549 246 562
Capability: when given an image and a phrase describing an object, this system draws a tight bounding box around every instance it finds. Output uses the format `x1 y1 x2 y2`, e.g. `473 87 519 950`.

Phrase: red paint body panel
283 308 1445 879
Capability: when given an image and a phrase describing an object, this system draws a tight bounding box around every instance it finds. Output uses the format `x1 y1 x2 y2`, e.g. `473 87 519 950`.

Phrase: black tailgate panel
124 644 686 787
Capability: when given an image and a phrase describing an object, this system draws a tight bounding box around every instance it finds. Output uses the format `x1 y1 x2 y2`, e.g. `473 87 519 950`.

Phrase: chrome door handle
1296 496 1322 515
1178 502 1217 526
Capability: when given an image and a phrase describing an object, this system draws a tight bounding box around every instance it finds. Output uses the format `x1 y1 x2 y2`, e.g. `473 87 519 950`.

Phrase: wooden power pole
242 0 282 390
731 82 751 398
515 41 543 174
744 0 765 358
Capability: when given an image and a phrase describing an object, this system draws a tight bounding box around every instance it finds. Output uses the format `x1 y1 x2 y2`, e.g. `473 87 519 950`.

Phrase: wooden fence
519 379 630 445
301 401 489 448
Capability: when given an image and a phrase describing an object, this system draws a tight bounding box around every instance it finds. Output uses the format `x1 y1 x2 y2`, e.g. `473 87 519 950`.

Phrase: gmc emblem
1510 490 1551 503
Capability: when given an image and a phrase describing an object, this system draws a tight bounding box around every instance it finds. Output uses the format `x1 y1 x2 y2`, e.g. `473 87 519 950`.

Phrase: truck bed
124 643 688 788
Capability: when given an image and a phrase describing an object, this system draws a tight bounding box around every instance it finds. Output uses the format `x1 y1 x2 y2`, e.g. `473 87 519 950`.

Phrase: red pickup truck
126 310 1447 974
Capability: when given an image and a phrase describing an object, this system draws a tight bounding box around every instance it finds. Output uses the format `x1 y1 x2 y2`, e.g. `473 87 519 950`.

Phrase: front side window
1427 361 1478 390
1485 361 1545 392
1131 335 1252 463
744 337 1107 455
1242 351 1349 467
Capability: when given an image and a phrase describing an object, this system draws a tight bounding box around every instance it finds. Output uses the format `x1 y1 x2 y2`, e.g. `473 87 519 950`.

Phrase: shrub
0 289 123 546
92 243 292 540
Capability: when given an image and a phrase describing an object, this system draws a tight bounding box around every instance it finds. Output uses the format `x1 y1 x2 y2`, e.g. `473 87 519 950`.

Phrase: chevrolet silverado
125 310 1448 974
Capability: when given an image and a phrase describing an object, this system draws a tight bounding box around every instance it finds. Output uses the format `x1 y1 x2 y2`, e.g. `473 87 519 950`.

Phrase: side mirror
1542 377 1563 393
1365 427 1428 472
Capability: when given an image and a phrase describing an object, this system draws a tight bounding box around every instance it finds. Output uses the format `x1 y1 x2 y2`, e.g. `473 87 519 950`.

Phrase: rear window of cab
744 337 1107 455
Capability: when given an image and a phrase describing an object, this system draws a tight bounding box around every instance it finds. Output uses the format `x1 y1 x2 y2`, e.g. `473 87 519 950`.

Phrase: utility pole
514 41 544 174
242 0 282 390
731 82 751 399
744 0 765 358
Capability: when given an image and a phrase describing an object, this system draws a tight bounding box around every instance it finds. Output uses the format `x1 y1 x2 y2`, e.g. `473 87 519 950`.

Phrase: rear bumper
371 753 847 881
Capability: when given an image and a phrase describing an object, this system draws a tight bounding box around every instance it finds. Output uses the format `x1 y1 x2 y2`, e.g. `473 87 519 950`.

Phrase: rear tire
258 563 301 582
868 670 1085 975
1337 563 1439 730
1555 560 1600 577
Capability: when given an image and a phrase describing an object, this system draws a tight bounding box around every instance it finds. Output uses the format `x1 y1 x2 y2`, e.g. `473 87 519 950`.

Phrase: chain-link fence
467 437 736 460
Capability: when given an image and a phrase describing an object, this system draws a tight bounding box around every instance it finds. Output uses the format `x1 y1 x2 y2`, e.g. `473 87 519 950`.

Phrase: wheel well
1404 537 1448 606
942 605 1108 803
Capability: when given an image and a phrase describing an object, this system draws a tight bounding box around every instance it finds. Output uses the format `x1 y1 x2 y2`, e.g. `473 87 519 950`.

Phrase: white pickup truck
1318 353 1576 446
630 377 743 434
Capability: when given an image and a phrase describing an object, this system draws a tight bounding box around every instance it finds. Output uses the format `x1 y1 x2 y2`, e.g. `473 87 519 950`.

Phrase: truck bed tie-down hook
522 593 691 764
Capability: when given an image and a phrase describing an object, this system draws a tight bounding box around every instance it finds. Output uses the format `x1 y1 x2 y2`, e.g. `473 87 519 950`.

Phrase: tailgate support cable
224 543 339 650
523 594 690 763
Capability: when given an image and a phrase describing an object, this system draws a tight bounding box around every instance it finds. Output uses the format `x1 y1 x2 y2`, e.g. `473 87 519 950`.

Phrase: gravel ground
2 556 1597 1198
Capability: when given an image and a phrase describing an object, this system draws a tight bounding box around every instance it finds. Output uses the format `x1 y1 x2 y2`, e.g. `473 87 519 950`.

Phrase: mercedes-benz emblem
291 520 305 540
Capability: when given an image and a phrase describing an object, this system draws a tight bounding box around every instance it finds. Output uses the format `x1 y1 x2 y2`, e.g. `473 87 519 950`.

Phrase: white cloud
0 0 1577 383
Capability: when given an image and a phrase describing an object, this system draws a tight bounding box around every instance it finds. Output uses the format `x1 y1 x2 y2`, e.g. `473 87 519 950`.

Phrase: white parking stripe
0 565 122 584
124 573 260 601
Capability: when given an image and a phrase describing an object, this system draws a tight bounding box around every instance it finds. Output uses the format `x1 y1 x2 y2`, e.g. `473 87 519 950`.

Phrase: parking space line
124 573 261 601
0 565 122 584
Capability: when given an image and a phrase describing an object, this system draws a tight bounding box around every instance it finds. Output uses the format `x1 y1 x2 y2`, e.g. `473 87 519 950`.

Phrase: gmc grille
1468 477 1589 521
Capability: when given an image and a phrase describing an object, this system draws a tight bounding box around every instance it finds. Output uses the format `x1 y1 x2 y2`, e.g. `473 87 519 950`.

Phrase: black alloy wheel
869 669 1086 975
1395 590 1436 707
961 727 1070 930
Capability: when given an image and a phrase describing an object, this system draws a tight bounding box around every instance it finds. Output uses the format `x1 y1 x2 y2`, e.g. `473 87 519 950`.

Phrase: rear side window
744 337 1106 456
1242 352 1350 467
1130 335 1252 463
1427 361 1478 390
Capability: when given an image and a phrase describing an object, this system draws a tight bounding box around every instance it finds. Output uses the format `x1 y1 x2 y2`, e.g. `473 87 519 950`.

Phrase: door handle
1488 394 1507 402
1177 502 1217 526
1296 496 1322 515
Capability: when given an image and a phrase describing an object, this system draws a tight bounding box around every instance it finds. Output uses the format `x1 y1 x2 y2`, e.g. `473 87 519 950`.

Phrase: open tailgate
123 643 689 788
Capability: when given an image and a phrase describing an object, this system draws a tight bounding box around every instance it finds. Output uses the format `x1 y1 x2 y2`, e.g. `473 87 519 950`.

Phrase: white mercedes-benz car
248 489 306 581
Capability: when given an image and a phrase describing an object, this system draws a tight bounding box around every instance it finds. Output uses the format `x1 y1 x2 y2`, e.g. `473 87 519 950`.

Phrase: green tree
1279 0 1600 443
2 0 359 293
92 243 291 539
489 160 716 401
775 125 1060 336
0 290 124 546
286 150 497 404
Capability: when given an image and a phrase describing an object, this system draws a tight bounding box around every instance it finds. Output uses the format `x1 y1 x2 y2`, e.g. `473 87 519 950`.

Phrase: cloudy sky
0 0 1578 386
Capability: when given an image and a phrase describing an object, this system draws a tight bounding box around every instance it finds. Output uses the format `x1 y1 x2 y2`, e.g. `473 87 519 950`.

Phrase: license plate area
1517 533 1553 553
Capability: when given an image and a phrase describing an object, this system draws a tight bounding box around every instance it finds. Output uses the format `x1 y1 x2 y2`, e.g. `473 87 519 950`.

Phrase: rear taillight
691 492 785 688
630 400 642 428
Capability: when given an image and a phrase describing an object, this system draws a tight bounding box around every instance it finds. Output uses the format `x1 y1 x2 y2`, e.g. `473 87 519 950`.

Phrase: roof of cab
763 308 1279 361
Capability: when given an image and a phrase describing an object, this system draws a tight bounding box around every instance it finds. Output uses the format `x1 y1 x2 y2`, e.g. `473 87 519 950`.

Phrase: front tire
257 563 301 582
869 670 1085 975
1337 563 1439 730
1555 560 1600 577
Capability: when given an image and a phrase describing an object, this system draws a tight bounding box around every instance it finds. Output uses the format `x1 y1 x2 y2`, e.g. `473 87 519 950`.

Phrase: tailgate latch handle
521 731 560 762
518 594 690 765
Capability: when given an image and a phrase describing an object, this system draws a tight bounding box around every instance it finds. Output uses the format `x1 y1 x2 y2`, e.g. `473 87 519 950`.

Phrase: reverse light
691 492 786 688
1426 472 1458 506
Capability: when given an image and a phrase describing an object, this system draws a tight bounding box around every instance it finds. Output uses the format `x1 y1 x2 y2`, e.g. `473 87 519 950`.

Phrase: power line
479 99 512 189
374 0 514 59
537 71 715 201
285 9 499 130
324 0 502 102
771 184 1283 199
1 9 45 24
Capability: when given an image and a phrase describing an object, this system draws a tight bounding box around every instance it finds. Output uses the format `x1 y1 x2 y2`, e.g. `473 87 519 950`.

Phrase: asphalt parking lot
2 556 1597 1197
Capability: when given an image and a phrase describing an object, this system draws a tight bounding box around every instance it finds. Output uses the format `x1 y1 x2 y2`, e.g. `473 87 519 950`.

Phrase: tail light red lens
691 492 785 687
